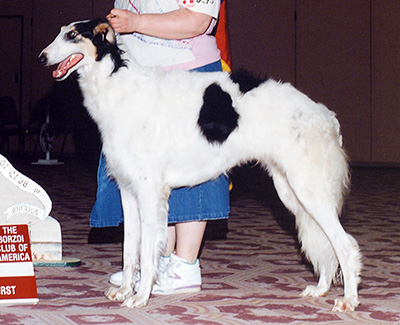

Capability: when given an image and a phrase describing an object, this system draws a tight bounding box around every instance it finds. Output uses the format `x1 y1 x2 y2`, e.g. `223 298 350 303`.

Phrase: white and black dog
39 18 361 311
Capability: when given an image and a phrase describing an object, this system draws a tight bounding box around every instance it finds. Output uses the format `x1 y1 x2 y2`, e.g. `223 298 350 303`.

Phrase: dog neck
95 38 126 75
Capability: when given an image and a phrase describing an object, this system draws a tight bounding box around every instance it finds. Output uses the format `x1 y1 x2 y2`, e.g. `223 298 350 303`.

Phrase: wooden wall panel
296 1 371 163
0 0 33 127
227 0 296 84
93 0 114 19
371 0 400 163
3 0 400 162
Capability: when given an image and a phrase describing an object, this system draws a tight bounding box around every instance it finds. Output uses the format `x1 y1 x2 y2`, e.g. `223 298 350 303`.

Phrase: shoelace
158 258 179 286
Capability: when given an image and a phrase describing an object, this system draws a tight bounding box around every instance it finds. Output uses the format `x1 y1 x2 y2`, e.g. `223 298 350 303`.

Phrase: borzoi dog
39 18 362 311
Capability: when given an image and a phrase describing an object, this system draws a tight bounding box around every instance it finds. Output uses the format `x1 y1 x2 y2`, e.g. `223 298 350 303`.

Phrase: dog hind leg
297 213 339 298
277 159 361 312
268 164 337 298
307 207 361 312
331 233 361 312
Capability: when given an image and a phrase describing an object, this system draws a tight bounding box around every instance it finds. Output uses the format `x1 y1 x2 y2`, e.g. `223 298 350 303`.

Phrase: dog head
38 18 125 81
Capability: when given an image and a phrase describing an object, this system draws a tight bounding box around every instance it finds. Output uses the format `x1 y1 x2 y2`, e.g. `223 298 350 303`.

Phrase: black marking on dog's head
73 18 126 73
198 83 239 144
230 70 267 93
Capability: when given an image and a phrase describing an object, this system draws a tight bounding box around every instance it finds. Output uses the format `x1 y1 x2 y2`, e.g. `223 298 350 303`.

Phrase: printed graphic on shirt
179 0 220 18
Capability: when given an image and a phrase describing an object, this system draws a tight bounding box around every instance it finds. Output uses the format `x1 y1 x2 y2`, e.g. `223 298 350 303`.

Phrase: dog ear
94 22 115 44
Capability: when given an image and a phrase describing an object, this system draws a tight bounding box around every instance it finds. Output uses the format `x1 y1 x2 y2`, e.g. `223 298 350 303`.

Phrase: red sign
0 225 38 304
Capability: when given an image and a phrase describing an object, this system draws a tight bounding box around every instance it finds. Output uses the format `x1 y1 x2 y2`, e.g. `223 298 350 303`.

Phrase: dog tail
325 106 351 214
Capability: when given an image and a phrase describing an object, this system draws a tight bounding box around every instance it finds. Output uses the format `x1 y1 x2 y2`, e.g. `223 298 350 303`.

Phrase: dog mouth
53 53 84 79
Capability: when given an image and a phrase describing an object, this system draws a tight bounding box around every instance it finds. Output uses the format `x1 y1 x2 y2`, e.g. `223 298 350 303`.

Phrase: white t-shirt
114 0 221 70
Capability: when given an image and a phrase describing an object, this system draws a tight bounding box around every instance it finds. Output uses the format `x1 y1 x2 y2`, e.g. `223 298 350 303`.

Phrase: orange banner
216 0 231 71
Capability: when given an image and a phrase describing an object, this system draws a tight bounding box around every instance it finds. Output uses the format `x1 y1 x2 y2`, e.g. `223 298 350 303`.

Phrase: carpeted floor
1 156 400 324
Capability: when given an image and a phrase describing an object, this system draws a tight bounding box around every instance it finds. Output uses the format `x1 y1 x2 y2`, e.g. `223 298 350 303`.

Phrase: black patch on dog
230 70 267 93
74 18 126 73
198 83 239 144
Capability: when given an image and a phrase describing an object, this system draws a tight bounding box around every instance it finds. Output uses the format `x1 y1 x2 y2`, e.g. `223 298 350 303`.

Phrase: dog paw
121 293 149 308
301 285 327 297
105 286 131 301
332 296 359 312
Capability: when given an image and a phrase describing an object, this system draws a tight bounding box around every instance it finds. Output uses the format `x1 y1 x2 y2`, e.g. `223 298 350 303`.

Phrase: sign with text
0 224 38 304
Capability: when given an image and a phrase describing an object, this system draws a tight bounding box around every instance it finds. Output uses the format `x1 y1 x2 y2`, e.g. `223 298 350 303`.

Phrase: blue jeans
90 60 230 227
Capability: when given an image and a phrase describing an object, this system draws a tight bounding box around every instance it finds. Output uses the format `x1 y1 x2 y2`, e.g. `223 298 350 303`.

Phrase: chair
0 96 23 154
28 94 75 160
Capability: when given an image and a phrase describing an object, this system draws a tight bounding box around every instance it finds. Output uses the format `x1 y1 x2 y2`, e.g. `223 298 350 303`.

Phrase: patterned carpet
1 156 400 324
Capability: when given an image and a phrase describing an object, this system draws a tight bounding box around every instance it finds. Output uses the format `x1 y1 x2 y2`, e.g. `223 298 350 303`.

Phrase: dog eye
66 30 79 40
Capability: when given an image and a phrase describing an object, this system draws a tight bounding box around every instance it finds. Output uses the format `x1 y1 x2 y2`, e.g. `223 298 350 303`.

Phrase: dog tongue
53 53 84 79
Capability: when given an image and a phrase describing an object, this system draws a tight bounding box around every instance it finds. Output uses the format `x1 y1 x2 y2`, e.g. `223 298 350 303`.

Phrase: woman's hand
107 8 140 34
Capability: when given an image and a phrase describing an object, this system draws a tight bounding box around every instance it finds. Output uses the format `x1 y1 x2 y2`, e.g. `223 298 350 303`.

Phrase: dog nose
38 53 48 66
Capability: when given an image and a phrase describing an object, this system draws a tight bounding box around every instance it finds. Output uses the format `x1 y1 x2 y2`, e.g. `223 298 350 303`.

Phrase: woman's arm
107 8 213 40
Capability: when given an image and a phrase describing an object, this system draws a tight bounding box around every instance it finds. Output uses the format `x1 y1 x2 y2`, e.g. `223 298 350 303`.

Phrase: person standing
90 0 230 295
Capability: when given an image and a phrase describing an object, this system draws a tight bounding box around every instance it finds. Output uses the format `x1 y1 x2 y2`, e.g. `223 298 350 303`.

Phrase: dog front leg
127 182 170 308
106 188 140 303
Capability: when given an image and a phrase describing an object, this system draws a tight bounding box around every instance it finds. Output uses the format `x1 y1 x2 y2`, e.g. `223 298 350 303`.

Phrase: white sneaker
109 270 141 291
152 253 202 295
109 270 124 286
